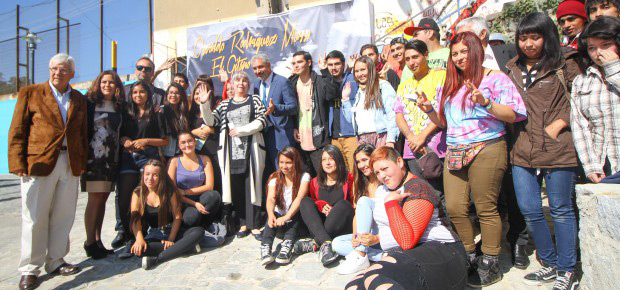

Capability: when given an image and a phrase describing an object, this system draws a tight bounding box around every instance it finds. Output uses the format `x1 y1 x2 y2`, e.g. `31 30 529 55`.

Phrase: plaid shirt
570 60 620 176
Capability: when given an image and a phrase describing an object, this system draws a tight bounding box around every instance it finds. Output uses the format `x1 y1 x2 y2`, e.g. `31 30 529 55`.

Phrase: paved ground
0 175 552 290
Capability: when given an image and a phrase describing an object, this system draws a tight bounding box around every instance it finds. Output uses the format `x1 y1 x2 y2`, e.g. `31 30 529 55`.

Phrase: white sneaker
337 251 370 275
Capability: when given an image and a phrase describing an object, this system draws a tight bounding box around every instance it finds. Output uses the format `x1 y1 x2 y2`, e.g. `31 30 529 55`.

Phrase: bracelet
484 99 493 110
423 106 434 114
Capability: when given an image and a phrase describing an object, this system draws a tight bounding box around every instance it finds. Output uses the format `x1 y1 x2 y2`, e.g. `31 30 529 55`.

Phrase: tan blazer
8 82 88 176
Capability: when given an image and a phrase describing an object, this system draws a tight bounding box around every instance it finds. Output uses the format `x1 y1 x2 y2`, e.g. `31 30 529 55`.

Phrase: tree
489 0 561 43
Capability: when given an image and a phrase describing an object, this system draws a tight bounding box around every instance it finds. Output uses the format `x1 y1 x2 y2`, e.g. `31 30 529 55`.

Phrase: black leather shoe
514 244 530 269
51 263 80 276
111 232 126 249
19 275 38 290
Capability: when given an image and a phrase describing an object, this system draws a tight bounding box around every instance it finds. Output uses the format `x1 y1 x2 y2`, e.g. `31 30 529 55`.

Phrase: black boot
467 254 503 287
84 241 107 260
97 240 114 255
513 244 530 269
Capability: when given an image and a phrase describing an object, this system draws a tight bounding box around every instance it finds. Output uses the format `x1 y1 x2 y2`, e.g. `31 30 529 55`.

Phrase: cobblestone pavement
0 175 550 289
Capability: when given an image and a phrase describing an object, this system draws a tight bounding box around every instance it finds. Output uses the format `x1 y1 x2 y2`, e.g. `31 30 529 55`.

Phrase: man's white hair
49 53 76 72
251 53 271 65
456 17 490 43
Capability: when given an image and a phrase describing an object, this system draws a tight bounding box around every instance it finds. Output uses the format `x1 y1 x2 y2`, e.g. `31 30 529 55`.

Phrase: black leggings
261 212 302 245
345 241 468 290
230 171 261 230
116 173 140 237
143 226 203 264
183 190 222 228
299 197 353 245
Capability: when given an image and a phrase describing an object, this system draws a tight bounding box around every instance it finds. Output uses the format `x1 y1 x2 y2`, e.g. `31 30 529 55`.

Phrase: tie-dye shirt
436 73 527 146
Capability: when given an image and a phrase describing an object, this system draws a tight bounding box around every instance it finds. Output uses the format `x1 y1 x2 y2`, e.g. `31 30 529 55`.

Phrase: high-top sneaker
260 243 274 266
552 271 579 290
467 254 503 287
275 240 294 264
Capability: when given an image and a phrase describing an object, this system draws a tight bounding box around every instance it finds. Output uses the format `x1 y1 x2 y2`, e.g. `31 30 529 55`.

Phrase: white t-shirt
372 187 399 251
352 89 377 134
268 172 311 216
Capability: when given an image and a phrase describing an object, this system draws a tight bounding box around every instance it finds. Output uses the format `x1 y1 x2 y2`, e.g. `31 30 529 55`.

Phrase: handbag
416 147 443 179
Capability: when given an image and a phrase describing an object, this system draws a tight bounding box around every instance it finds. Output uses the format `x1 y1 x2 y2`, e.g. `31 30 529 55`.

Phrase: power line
67 0 113 41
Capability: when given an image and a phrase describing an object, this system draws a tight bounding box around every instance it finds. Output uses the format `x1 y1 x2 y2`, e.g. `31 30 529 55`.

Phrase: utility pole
56 0 59 53
148 0 153 56
16 5 30 91
100 0 103 72
111 40 117 72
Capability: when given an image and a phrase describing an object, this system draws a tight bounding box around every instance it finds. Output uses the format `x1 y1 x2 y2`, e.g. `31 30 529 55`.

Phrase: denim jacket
342 80 399 143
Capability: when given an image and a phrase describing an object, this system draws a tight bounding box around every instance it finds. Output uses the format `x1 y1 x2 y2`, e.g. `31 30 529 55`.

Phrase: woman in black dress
82 70 125 259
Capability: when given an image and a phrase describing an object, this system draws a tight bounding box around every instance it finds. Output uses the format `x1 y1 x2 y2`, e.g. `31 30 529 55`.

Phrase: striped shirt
436 73 527 146
210 94 267 131
570 60 620 176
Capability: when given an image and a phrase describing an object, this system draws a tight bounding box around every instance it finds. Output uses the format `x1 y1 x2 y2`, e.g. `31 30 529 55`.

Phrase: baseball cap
489 33 506 43
404 18 440 36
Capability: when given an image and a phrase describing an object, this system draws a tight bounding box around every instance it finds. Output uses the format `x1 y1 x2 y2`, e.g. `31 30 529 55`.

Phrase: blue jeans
332 196 383 261
512 166 577 272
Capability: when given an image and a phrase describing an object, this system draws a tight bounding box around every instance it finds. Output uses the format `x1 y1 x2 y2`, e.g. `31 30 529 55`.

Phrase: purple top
176 156 206 190
436 73 527 146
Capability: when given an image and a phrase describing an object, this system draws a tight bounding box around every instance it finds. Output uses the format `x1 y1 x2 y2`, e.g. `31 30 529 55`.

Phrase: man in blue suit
251 53 298 172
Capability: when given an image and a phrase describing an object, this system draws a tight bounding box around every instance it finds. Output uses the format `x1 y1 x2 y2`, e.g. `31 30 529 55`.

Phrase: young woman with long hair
115 80 169 257
341 56 399 148
332 144 392 275
296 144 354 267
161 82 191 158
189 75 222 194
345 146 466 289
82 70 125 259
199 71 267 239
167 132 221 229
418 31 526 287
260 146 310 266
573 16 620 183
506 12 584 290
129 159 203 270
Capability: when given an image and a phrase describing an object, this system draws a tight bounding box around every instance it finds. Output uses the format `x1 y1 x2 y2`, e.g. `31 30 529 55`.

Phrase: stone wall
576 184 620 290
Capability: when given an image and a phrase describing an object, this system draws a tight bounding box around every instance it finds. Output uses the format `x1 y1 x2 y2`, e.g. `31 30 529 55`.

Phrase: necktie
261 81 268 108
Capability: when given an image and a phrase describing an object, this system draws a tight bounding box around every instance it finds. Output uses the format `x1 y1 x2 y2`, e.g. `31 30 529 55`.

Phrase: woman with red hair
418 31 526 287
345 146 466 289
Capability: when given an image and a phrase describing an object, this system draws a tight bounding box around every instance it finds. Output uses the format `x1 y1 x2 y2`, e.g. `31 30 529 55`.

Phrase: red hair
439 31 485 124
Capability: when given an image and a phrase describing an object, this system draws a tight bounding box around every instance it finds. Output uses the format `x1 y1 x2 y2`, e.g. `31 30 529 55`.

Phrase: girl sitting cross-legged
129 159 204 270
260 146 310 266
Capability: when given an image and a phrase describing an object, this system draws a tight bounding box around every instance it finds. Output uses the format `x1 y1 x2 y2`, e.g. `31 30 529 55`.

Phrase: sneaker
293 238 317 255
523 264 557 286
337 251 370 275
319 241 338 266
467 254 503 287
552 271 579 290
141 256 157 270
275 240 294 264
260 243 274 266
118 240 134 259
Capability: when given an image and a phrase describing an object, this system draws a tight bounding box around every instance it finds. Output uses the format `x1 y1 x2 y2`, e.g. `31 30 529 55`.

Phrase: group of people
8 0 620 289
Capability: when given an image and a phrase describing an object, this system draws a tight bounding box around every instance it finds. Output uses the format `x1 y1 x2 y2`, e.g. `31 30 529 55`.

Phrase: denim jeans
512 166 577 272
332 196 383 261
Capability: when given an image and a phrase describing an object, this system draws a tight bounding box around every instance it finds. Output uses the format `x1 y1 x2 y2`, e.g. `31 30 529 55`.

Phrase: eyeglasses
136 65 153 72
49 67 71 75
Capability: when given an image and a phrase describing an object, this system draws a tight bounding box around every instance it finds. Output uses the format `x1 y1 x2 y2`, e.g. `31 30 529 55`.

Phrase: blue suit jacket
252 72 298 151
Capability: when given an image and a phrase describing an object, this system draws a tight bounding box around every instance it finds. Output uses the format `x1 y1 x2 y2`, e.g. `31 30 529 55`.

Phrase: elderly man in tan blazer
8 53 87 290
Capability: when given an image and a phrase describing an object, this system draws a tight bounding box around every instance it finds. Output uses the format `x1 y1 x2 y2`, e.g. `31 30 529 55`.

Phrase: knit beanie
557 0 587 20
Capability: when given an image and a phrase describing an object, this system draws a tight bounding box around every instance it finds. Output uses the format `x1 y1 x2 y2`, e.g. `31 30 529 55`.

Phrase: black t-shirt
121 110 167 144
319 184 344 206
332 82 342 137
123 83 165 107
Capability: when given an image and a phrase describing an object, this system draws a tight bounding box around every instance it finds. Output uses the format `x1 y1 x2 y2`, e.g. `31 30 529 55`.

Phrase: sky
0 0 151 85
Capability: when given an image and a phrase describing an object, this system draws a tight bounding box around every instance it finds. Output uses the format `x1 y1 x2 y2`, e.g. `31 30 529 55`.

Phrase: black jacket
289 70 339 149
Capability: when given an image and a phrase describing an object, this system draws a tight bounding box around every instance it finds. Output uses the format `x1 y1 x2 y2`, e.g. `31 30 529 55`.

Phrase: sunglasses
136 65 153 72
